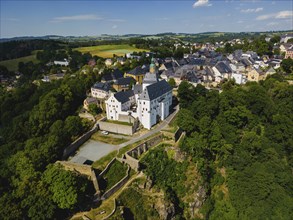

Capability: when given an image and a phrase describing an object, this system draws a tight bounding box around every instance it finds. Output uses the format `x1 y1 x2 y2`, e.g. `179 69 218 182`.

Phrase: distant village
82 33 293 131
1 33 293 132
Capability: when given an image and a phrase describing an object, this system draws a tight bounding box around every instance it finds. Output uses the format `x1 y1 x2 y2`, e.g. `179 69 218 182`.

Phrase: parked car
101 130 109 135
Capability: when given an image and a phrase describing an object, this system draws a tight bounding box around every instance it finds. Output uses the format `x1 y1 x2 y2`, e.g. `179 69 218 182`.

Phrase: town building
124 65 149 84
231 72 246 84
53 59 69 66
91 82 111 99
247 68 265 82
105 59 113 66
105 58 172 130
101 69 124 83
113 77 136 92
285 49 293 59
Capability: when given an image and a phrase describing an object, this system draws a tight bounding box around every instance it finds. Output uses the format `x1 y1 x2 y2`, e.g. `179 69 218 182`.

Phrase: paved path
118 104 179 149
69 139 117 164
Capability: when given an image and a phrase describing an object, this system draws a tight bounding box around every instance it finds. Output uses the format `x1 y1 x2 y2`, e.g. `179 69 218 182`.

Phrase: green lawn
105 119 133 126
75 44 149 58
103 160 128 191
0 51 40 72
91 132 128 145
91 151 117 171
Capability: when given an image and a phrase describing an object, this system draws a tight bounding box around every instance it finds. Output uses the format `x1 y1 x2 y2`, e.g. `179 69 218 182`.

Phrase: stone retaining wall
120 154 140 171
57 161 92 177
102 199 117 220
99 121 134 135
174 128 183 142
62 124 98 160
121 134 163 171
91 169 100 195
98 158 117 179
101 166 130 200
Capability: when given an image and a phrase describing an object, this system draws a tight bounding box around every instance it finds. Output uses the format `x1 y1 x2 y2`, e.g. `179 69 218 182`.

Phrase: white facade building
231 73 247 84
53 59 69 66
91 82 111 99
105 58 173 130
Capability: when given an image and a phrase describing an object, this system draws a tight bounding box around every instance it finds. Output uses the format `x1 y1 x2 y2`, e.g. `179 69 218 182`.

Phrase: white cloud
275 11 293 19
193 0 212 8
51 14 103 22
241 7 263 13
112 25 117 29
256 11 293 20
267 22 278 26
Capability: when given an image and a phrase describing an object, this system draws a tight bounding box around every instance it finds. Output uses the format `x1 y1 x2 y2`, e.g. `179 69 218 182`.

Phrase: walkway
118 104 179 149
69 139 117 164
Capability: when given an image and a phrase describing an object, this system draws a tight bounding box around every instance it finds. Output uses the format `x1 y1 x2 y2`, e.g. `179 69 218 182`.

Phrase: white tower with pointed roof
142 57 159 90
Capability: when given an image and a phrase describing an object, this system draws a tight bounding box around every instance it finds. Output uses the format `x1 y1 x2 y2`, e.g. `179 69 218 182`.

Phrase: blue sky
1 0 292 38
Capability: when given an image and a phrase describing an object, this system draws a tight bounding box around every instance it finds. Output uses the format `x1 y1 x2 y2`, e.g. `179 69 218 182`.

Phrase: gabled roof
140 80 172 101
92 82 111 91
114 90 134 103
266 67 276 74
178 58 188 66
160 69 176 78
102 69 124 81
241 58 252 67
128 65 149 76
114 77 136 86
215 62 232 74
205 67 214 76
133 84 143 94
85 97 98 104
189 58 205 66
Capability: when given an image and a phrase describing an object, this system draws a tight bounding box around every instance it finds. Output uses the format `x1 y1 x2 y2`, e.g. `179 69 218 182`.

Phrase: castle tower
142 57 159 90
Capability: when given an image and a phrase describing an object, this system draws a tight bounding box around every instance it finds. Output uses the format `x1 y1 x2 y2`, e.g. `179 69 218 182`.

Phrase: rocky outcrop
155 200 176 220
188 186 207 219
145 177 153 190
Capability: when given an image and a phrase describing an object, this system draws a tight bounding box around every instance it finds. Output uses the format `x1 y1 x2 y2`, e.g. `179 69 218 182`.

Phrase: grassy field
91 132 128 145
0 50 40 72
105 119 133 126
91 151 117 171
102 160 128 191
75 44 149 58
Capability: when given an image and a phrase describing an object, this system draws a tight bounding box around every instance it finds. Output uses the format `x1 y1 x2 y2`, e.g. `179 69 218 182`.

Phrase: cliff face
155 200 176 220
187 186 207 219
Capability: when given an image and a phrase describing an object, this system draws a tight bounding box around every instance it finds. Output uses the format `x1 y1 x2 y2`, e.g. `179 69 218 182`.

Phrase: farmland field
0 50 40 72
75 44 149 58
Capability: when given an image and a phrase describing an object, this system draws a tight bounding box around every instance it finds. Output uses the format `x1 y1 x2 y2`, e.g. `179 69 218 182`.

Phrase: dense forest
130 75 292 220
0 40 64 61
174 76 293 219
0 64 101 219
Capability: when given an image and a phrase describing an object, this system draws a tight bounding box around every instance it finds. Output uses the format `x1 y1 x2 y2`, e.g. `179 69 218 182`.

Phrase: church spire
149 57 156 74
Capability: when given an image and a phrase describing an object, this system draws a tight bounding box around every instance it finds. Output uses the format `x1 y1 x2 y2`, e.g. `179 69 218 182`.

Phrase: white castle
105 58 173 130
